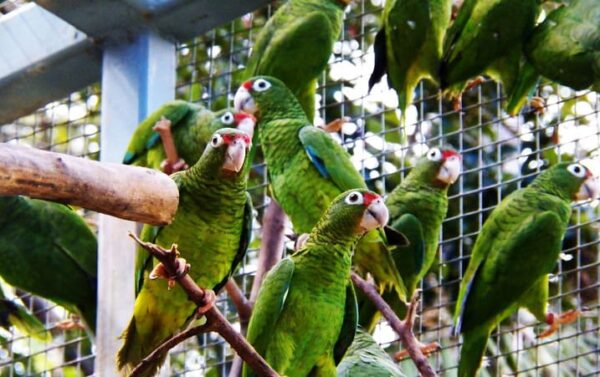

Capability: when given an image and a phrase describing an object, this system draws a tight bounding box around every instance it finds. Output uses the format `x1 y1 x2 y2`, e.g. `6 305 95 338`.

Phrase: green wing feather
243 258 295 377
298 126 367 191
0 284 51 342
390 213 425 295
333 281 358 365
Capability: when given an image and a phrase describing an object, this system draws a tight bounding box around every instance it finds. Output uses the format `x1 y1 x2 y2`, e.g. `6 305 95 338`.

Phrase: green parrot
234 76 408 302
243 189 389 377
117 128 253 377
244 0 349 120
337 329 404 377
369 0 452 122
441 0 541 114
359 146 461 331
453 162 599 377
0 283 51 342
123 100 256 172
0 195 97 335
525 0 600 92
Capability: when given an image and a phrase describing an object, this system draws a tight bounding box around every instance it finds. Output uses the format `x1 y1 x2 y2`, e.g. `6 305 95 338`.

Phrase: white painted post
96 31 175 376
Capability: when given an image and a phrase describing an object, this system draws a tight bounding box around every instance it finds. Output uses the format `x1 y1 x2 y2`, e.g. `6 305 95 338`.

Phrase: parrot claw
160 158 189 174
196 290 216 316
318 117 349 133
149 247 190 290
394 342 441 361
56 314 85 331
529 96 545 115
452 97 462 113
538 309 581 338
464 76 485 92
152 116 172 132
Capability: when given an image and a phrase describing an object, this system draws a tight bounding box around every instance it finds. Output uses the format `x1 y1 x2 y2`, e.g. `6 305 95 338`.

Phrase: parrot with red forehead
358 146 461 332
117 128 254 377
454 162 598 377
243 189 389 377
234 76 409 306
123 100 255 173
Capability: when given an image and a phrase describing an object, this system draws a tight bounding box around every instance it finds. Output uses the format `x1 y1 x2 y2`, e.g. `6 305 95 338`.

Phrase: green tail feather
1 299 51 342
458 327 491 377
117 318 168 377
506 62 539 115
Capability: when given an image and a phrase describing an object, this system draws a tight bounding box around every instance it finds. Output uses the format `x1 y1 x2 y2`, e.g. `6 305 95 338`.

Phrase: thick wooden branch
128 233 279 377
350 272 437 377
0 144 178 225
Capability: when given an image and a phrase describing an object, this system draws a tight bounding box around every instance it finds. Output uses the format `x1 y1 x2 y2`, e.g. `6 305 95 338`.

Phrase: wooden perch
128 233 279 377
0 143 178 225
350 272 438 377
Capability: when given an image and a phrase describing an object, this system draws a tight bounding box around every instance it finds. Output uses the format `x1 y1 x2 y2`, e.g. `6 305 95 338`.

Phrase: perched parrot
243 189 389 377
441 0 541 114
525 0 600 92
244 0 349 120
369 0 452 122
123 100 256 172
0 195 97 335
337 329 404 377
454 162 599 377
358 146 461 331
0 283 50 342
234 76 408 303
117 128 253 377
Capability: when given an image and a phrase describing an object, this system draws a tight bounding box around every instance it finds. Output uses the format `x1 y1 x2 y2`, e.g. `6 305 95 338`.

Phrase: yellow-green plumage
117 129 253 377
454 163 595 377
245 0 347 119
337 329 404 377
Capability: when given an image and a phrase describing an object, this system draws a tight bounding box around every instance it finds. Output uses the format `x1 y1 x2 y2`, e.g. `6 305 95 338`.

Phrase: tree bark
0 143 178 225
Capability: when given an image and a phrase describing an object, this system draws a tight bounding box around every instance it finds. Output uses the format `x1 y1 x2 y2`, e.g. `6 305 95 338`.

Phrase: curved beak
360 197 389 233
575 176 599 201
235 112 256 140
222 136 249 173
437 154 461 185
234 85 257 115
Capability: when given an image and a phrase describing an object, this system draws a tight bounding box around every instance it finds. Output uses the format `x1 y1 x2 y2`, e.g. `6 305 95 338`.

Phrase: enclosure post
96 31 175 376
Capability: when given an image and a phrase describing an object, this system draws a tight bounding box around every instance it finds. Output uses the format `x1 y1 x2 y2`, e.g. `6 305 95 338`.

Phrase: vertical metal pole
96 31 175 376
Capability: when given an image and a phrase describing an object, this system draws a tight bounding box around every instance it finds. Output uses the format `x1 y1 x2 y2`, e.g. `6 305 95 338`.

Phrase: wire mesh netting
1 0 599 376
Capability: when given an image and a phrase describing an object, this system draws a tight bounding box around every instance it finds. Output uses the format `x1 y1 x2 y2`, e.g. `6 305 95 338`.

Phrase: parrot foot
149 246 190 290
529 96 545 115
287 233 309 251
56 314 85 331
538 309 581 338
196 289 216 316
318 117 349 133
394 341 441 361
464 76 485 92
160 158 189 175
452 96 462 113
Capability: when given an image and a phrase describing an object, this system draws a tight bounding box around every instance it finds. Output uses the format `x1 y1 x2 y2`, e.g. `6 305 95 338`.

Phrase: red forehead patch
234 112 256 123
222 133 250 145
442 150 460 160
242 81 252 90
363 192 380 206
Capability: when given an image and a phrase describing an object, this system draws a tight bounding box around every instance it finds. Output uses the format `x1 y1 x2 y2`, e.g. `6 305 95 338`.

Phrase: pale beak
237 116 256 140
360 198 389 233
233 87 257 115
222 138 247 173
437 155 461 185
575 177 599 201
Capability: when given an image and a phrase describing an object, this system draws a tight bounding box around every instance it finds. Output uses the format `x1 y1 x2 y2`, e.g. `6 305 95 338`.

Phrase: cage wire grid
1 0 600 375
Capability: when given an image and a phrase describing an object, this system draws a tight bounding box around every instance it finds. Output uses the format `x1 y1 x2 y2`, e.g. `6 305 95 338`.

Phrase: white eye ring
344 191 364 205
220 112 234 125
567 163 586 178
426 148 442 162
211 134 224 147
253 79 271 92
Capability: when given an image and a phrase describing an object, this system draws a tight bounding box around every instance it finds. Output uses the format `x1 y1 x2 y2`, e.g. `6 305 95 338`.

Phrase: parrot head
324 189 390 236
211 110 257 139
404 146 461 188
199 128 252 175
233 76 304 120
532 162 599 202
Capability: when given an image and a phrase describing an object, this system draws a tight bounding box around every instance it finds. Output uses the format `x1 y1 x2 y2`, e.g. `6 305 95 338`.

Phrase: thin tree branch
0 143 178 225
225 279 253 321
229 199 287 377
128 232 279 377
350 272 437 377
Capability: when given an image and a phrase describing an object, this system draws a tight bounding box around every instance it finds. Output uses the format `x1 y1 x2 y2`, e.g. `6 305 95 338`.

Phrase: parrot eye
220 112 234 125
210 133 224 147
567 163 586 178
426 148 442 162
253 79 271 92
344 191 364 205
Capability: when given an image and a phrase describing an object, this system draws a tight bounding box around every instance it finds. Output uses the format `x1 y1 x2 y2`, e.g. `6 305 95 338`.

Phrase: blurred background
0 0 598 375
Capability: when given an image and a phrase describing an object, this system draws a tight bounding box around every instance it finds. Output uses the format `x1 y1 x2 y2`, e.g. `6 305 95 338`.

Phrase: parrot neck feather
528 177 573 202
